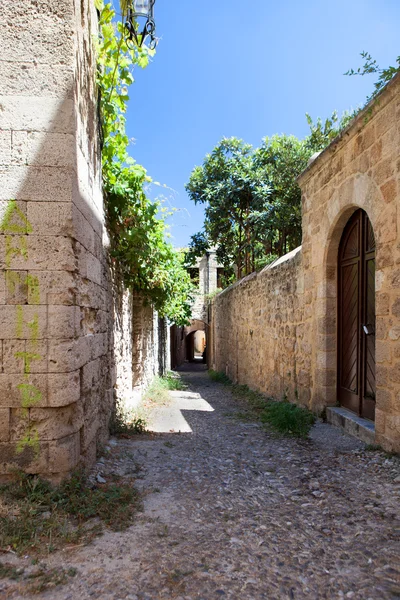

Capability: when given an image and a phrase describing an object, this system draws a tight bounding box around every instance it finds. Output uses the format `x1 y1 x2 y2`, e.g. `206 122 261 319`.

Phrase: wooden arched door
338 209 376 421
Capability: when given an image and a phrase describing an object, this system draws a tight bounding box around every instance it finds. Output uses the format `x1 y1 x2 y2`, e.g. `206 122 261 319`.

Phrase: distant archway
170 319 209 368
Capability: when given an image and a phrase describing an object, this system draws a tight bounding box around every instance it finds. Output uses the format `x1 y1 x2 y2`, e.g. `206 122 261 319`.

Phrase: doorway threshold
326 407 375 445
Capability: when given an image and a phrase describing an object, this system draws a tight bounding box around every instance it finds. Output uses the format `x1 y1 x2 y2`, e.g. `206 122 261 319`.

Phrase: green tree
253 135 311 257
186 135 315 277
185 137 270 278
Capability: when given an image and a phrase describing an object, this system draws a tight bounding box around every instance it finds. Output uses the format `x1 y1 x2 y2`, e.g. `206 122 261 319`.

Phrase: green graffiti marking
16 427 40 456
1 201 42 457
4 272 40 304
5 235 28 268
27 314 39 344
25 274 40 304
5 271 24 295
17 382 43 409
15 351 42 375
0 200 32 234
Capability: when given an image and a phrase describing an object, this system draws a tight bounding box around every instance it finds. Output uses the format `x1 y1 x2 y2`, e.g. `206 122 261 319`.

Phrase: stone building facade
210 73 400 452
0 0 168 480
171 249 223 368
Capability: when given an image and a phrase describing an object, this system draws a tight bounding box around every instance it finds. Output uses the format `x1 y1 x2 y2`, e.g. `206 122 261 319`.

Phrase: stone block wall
0 0 112 479
298 73 400 451
210 248 312 406
0 0 170 479
210 74 400 452
114 290 169 411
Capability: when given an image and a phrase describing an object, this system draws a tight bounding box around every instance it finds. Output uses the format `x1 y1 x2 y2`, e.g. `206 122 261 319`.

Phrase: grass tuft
0 562 77 594
208 370 231 385
209 370 316 438
260 400 316 438
143 372 186 406
0 469 140 556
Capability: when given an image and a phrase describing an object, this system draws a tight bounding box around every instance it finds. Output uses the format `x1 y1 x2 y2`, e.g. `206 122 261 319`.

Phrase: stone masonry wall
113 288 170 413
210 74 400 452
0 0 170 479
0 0 112 479
210 248 312 405
298 73 400 451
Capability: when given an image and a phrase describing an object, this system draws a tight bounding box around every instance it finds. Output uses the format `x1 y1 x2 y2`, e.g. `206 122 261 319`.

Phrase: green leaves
345 51 400 102
186 135 311 279
96 3 194 326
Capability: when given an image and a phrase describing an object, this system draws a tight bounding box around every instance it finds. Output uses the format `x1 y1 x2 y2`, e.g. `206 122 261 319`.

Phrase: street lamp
125 0 157 49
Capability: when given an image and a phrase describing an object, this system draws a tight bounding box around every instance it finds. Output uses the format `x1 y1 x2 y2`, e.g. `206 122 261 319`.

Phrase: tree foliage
305 110 356 151
185 137 271 278
185 135 313 277
345 51 400 102
96 1 193 325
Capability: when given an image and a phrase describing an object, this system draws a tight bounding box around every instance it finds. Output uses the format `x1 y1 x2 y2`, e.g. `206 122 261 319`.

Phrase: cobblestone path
3 366 400 599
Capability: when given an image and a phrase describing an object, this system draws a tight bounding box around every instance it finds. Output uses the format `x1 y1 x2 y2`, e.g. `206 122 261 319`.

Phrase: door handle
363 324 374 336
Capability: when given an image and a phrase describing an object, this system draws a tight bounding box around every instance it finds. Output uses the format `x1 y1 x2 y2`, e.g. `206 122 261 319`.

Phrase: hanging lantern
125 0 157 49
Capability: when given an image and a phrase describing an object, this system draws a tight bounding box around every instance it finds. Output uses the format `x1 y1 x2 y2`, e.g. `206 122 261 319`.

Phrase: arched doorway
338 209 376 421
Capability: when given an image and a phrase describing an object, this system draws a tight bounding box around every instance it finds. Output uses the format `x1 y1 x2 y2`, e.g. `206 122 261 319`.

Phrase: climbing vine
95 1 193 326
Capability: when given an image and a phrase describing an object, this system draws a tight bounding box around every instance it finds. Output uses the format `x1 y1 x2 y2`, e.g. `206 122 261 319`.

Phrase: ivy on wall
95 1 193 326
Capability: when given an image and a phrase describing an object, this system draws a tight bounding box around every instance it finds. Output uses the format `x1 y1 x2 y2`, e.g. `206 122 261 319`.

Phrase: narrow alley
2 365 400 600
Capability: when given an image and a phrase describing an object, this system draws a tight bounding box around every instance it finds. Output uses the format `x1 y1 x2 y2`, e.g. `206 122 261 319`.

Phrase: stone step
326 406 375 445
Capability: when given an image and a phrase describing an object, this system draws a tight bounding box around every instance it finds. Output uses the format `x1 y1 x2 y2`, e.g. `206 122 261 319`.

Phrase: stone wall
210 248 312 405
113 287 170 412
298 73 400 451
0 0 169 479
210 74 400 452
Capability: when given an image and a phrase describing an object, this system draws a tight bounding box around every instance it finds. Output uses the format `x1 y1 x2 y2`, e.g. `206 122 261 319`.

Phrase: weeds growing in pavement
208 370 231 385
0 562 77 594
260 400 316 438
143 372 186 407
0 470 140 556
208 370 316 438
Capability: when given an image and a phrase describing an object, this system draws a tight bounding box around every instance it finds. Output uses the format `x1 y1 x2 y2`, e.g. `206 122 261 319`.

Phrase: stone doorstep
326 406 375 445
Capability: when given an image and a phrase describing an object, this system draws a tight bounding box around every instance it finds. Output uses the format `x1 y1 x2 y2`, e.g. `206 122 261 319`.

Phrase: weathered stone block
0 165 73 202
48 336 92 373
28 270 76 305
30 403 83 441
0 305 48 339
380 179 397 204
11 131 75 168
0 62 74 97
82 359 101 393
47 371 81 407
0 373 47 407
75 242 102 285
0 235 76 272
0 441 49 475
27 202 73 237
48 432 80 474
375 340 391 364
80 416 99 452
0 97 74 133
373 157 395 186
48 305 78 338
5 270 28 304
3 339 25 373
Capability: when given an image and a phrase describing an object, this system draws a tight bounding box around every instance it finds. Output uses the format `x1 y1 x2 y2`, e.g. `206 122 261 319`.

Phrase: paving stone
1 365 399 599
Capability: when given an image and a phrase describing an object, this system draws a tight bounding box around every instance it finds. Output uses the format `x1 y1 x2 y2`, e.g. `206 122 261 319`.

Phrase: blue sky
124 0 400 248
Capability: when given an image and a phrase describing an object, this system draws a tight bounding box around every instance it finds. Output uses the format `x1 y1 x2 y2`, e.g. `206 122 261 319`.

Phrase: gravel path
2 365 400 599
